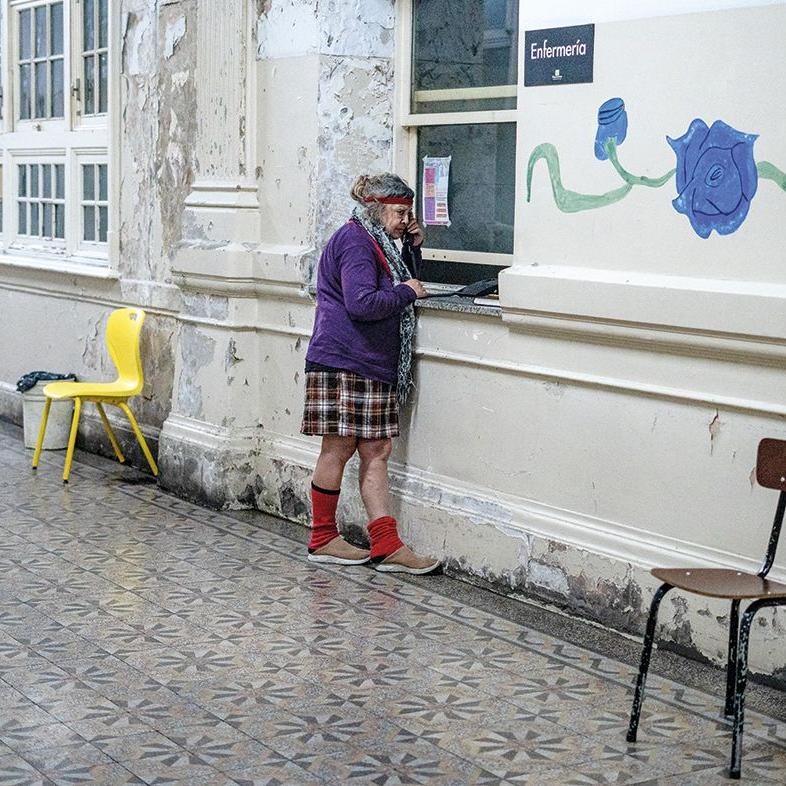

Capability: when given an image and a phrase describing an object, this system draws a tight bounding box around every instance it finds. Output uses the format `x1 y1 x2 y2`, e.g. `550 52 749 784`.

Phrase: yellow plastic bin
23 383 74 450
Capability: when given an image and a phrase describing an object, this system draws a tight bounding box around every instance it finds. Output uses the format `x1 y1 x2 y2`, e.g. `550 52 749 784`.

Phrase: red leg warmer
368 515 404 562
308 483 340 553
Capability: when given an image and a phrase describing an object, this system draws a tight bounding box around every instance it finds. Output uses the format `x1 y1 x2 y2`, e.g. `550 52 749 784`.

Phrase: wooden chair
626 438 786 779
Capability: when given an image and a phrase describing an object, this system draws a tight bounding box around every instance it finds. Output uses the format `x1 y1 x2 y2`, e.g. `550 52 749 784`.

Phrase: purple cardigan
306 221 417 385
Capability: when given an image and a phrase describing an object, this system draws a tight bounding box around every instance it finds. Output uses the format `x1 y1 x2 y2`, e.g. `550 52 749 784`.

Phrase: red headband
363 195 414 206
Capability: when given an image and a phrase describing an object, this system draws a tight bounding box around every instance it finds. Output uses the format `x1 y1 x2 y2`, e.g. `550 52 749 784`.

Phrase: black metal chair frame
626 440 786 780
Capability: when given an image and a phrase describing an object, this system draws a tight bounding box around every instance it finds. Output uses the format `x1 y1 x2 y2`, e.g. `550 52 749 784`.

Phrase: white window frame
14 154 67 247
76 0 109 129
395 0 521 272
13 0 69 130
0 0 118 272
75 150 108 257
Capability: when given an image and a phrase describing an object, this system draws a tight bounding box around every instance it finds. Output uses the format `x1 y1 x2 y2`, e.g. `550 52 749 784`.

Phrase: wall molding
500 265 786 360
171 242 313 299
5 262 786 419
415 345 786 419
159 410 785 583
0 265 181 317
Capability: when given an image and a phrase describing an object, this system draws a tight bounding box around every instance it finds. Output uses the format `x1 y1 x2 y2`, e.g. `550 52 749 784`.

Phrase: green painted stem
605 139 675 187
758 161 786 191
526 143 632 213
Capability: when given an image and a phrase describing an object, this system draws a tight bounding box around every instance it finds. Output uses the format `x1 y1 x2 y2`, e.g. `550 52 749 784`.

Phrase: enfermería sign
524 23 595 87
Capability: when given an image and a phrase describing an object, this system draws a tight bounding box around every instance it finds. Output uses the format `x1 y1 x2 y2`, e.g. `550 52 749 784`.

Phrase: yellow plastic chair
31 307 159 483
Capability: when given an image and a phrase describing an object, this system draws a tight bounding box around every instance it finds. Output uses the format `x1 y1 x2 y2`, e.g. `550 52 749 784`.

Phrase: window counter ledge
415 296 502 317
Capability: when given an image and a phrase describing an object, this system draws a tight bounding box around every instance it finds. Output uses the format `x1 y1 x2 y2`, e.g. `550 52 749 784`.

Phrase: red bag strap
347 218 393 280
371 239 393 280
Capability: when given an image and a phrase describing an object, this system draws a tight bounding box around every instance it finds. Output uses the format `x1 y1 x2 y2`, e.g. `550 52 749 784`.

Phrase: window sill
415 296 502 317
0 252 117 281
305 284 501 317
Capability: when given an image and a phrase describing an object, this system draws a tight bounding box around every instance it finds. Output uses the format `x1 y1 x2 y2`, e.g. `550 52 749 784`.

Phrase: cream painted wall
485 2 786 670
522 0 784 26
514 4 786 278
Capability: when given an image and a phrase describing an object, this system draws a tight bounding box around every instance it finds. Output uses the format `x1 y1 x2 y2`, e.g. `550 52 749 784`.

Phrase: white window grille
0 0 114 266
17 160 65 239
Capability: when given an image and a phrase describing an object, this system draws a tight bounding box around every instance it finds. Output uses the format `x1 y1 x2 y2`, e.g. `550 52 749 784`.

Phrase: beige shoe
307 536 370 565
375 545 441 575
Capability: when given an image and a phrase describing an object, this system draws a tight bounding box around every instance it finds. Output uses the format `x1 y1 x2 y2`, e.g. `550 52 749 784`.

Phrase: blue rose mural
668 119 758 238
525 97 786 235
595 98 628 161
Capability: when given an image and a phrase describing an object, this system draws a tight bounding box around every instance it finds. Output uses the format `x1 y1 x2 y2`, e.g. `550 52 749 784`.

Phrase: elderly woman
301 173 440 575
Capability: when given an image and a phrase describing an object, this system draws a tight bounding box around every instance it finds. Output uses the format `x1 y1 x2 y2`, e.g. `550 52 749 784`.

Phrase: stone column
159 0 310 508
185 0 259 243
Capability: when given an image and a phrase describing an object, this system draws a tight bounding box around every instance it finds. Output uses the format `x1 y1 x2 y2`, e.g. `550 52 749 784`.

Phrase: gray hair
350 173 415 223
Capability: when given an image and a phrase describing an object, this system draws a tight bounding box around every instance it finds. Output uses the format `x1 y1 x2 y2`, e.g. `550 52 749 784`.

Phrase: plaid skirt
301 369 399 439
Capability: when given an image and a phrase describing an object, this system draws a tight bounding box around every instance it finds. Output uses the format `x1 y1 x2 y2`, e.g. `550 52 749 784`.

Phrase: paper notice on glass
422 156 451 227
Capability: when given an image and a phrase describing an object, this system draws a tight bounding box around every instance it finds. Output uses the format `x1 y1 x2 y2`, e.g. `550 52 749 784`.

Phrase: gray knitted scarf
352 207 416 406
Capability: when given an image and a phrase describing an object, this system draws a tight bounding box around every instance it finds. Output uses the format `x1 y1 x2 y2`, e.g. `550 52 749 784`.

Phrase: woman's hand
403 279 427 298
405 215 425 247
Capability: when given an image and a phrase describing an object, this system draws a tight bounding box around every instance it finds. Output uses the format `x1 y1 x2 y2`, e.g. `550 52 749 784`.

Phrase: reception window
402 0 519 285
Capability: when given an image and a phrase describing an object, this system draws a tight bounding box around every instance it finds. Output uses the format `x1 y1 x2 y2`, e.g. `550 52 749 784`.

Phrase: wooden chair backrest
756 439 786 491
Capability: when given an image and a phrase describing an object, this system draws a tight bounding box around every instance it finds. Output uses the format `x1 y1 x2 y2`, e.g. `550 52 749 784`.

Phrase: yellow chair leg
31 397 52 469
118 402 159 476
63 398 82 483
96 402 125 464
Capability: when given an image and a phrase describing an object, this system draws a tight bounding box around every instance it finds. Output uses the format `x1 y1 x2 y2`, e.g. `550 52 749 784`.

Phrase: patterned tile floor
1 424 785 785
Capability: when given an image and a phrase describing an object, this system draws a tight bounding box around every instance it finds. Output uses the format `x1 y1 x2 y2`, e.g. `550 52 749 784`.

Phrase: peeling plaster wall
121 0 197 282
256 0 396 278
211 0 786 684
0 0 198 461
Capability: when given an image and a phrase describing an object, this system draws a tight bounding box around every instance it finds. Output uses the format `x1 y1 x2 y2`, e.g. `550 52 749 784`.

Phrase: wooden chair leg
63 398 82 483
627 583 673 743
724 599 741 717
730 598 785 779
96 403 125 463
31 398 52 469
117 402 158 476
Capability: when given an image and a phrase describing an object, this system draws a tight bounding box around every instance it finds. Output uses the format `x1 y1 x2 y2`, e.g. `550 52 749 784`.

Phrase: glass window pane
42 203 51 237
51 3 63 55
98 165 107 201
485 0 508 28
18 165 26 197
18 203 27 234
34 6 47 58
84 205 95 241
416 123 516 255
84 56 95 115
98 53 108 113
19 64 31 120
51 59 64 117
55 203 65 239
31 165 39 197
98 0 108 48
412 0 519 113
42 165 51 198
34 62 47 118
98 206 108 242
31 202 39 235
19 9 32 60
83 165 94 200
84 0 95 51
55 165 65 199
